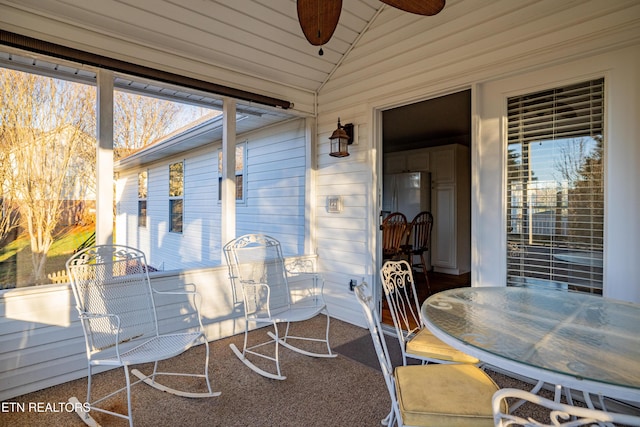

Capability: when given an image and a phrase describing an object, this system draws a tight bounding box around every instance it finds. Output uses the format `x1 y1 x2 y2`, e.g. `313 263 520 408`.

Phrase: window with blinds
506 78 604 294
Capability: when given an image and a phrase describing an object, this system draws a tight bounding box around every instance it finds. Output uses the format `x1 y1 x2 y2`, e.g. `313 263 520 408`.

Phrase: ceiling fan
297 0 446 55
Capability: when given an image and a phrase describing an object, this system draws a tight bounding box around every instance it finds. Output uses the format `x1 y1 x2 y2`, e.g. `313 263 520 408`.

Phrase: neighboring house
114 117 309 270
1 0 639 401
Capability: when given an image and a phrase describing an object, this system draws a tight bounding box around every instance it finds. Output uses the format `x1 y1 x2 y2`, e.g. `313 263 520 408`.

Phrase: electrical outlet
349 279 357 292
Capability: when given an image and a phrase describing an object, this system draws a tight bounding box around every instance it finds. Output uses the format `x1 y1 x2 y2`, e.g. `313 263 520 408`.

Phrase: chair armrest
79 311 118 321
284 258 324 292
151 287 206 331
287 272 324 306
78 311 124 361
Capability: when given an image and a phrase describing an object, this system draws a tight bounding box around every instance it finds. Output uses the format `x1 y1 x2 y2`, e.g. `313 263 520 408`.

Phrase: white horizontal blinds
506 78 604 293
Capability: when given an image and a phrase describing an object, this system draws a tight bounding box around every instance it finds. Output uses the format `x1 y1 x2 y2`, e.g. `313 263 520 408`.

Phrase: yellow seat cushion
395 364 505 427
406 328 480 364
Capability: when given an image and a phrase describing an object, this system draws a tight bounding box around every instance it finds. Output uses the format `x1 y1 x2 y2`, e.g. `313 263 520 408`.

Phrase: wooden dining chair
380 260 479 366
403 211 433 293
381 212 408 260
355 282 504 427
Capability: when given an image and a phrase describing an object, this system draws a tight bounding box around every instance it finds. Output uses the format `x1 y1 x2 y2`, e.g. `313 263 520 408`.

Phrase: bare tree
0 69 96 284
0 130 20 244
114 91 181 159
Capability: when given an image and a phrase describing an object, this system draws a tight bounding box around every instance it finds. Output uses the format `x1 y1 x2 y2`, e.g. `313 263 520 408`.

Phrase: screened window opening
218 144 245 201
506 78 604 294
138 170 148 227
169 162 184 233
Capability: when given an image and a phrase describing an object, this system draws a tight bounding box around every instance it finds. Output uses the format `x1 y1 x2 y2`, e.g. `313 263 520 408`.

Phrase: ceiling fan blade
297 0 342 46
380 0 446 16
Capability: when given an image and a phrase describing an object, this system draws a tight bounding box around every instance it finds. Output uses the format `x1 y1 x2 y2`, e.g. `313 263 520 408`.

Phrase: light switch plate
327 196 342 213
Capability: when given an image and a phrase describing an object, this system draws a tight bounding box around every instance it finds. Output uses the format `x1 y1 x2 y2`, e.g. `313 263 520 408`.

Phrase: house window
169 162 184 233
218 143 245 201
138 170 148 227
506 78 604 293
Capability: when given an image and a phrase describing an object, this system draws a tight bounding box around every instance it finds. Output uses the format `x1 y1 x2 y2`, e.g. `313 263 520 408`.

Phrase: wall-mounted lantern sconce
329 118 354 158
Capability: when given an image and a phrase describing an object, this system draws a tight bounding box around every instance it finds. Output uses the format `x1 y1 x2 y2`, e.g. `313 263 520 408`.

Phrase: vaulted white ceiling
0 0 388 94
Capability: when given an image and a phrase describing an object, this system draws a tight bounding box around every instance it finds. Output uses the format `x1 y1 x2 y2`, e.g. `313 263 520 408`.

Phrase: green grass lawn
0 225 95 288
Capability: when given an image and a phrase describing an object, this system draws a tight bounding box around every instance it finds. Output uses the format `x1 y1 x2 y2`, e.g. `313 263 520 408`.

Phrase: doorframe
371 85 475 309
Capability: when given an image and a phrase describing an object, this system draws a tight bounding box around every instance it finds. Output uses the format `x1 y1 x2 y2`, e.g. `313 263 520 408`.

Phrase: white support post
96 70 114 246
221 98 237 259
304 117 317 255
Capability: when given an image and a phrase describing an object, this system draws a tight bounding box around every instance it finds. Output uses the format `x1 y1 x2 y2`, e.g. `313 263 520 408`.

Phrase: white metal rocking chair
66 245 219 427
224 234 336 380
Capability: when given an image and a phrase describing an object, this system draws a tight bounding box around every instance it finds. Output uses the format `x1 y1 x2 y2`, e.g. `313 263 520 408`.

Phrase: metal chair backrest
380 260 422 350
381 212 408 258
66 245 157 354
224 234 291 317
406 211 433 253
354 283 396 402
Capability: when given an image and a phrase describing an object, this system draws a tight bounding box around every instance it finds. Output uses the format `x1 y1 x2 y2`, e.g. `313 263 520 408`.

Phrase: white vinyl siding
237 122 307 253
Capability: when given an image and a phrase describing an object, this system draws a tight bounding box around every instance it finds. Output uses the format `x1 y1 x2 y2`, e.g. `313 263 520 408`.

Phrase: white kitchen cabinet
384 152 406 174
429 144 470 274
432 183 456 269
383 149 430 174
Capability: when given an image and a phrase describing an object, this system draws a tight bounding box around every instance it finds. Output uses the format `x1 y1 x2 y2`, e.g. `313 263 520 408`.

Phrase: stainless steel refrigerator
382 171 432 270
382 172 431 222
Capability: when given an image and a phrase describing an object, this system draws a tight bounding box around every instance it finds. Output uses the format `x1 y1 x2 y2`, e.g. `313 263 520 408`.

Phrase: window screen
169 162 183 233
506 78 604 293
138 170 148 227
218 144 245 201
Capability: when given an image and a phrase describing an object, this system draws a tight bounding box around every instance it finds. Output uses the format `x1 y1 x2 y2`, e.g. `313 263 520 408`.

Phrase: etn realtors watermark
2 401 90 413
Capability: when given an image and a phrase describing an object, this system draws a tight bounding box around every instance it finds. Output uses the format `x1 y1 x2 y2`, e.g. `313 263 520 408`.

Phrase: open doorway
380 89 472 316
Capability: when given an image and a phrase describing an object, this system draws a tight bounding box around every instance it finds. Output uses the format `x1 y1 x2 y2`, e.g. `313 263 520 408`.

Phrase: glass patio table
421 286 640 403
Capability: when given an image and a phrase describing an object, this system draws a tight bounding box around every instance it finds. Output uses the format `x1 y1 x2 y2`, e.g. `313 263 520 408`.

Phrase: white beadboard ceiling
0 0 389 94
0 0 471 152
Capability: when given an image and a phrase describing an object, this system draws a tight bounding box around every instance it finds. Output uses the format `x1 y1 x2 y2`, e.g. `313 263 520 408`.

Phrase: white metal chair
493 388 640 427
224 234 336 380
380 260 480 366
355 282 504 426
66 245 219 427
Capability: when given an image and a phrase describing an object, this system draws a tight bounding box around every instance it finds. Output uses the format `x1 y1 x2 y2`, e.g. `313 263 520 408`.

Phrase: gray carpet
1 317 391 427
333 332 408 371
0 316 621 426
